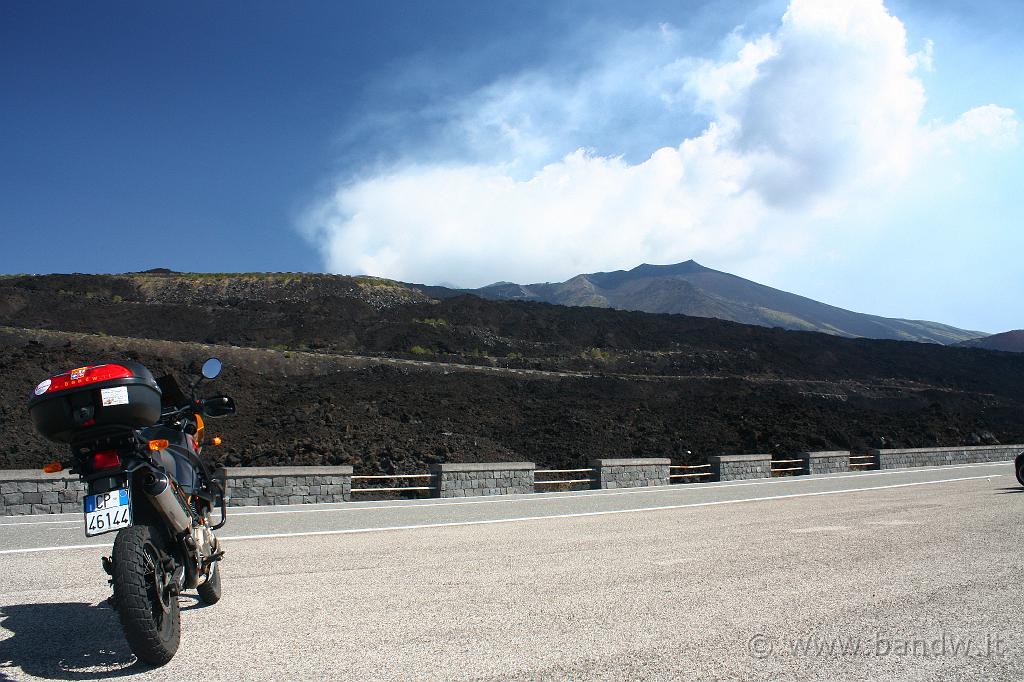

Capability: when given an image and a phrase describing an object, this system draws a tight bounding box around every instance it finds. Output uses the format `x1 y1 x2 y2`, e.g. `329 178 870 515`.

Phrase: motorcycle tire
111 524 181 665
197 561 223 605
1016 455 1024 487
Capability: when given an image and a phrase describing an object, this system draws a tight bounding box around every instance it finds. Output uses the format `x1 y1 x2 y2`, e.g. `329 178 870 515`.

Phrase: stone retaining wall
591 458 670 489
0 466 354 515
430 462 534 497
708 454 772 481
0 470 83 516
873 445 1024 470
224 466 353 506
799 451 851 475
3 445 1022 515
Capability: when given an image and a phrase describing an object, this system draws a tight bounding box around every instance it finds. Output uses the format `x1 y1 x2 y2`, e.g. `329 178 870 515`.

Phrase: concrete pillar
429 462 535 497
798 451 851 475
707 454 771 481
589 458 670 489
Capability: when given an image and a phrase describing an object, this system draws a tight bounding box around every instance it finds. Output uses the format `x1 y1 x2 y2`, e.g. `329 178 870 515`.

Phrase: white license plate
84 487 132 537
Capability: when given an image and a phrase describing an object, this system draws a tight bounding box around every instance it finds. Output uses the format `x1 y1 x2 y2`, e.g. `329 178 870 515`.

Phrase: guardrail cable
534 468 594 475
534 479 593 485
849 454 878 470
534 468 595 488
350 473 437 494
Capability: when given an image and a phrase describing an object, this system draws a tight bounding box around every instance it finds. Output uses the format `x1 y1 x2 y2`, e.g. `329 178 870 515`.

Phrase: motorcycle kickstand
101 555 116 591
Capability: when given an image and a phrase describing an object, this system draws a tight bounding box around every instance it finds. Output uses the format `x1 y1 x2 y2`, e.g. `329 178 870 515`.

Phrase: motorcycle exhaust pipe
143 470 192 535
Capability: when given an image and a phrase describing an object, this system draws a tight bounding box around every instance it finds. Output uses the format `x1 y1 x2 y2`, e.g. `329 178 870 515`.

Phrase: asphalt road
1 462 1022 681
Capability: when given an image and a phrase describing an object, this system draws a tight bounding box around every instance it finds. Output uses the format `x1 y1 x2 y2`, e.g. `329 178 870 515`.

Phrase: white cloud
938 104 1018 148
303 0 1017 287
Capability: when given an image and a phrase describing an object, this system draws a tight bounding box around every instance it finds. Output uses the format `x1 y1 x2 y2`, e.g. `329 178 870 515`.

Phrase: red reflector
92 450 122 470
44 364 134 394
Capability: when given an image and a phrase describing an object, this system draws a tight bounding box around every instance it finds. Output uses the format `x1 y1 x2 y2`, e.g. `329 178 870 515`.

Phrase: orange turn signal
42 461 63 473
212 436 223 446
148 439 170 451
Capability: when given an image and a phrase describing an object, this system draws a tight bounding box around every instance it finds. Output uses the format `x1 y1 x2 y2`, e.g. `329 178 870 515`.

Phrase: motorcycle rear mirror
201 358 223 380
203 395 236 417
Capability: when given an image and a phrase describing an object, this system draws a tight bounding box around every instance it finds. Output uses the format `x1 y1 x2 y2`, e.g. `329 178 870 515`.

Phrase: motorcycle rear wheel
111 524 181 665
1016 455 1024 487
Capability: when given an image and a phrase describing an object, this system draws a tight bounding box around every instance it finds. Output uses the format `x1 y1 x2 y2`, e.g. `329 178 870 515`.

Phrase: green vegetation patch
132 272 307 284
414 317 449 327
354 275 405 289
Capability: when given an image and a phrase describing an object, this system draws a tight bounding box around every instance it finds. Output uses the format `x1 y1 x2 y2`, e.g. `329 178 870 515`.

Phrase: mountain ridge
453 261 983 345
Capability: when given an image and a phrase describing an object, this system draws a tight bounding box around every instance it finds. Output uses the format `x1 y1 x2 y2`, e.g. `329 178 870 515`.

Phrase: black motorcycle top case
27 361 163 443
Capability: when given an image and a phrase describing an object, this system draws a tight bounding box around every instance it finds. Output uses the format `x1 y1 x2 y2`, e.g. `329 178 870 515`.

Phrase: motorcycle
1017 451 1024 487
27 357 235 665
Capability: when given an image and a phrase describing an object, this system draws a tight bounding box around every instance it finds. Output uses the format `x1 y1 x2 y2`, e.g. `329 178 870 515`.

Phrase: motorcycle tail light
92 450 121 470
43 364 134 393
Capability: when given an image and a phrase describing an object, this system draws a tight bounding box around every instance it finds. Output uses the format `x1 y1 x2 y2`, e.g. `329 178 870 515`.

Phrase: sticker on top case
100 386 130 407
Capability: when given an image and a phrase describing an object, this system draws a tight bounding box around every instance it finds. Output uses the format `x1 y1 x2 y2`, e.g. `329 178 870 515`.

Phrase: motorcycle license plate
83 487 132 537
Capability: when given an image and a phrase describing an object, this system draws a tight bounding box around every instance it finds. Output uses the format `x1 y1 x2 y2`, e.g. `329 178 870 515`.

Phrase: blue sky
2 1 1021 332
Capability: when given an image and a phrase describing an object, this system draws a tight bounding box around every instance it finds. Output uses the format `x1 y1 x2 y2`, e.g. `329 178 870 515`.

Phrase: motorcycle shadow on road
995 487 1024 494
0 601 141 680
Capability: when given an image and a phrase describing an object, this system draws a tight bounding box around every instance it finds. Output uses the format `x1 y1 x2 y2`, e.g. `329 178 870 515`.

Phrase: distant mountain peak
628 260 709 276
583 260 709 290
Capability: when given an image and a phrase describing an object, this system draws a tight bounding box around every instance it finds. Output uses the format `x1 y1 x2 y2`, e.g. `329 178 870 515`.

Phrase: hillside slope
1 272 1021 471
956 330 1024 353
3 326 1021 472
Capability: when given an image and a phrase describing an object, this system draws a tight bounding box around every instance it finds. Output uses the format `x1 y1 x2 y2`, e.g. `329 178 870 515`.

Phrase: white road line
0 461 1011 526
220 475 999 540
0 473 998 555
0 541 112 554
